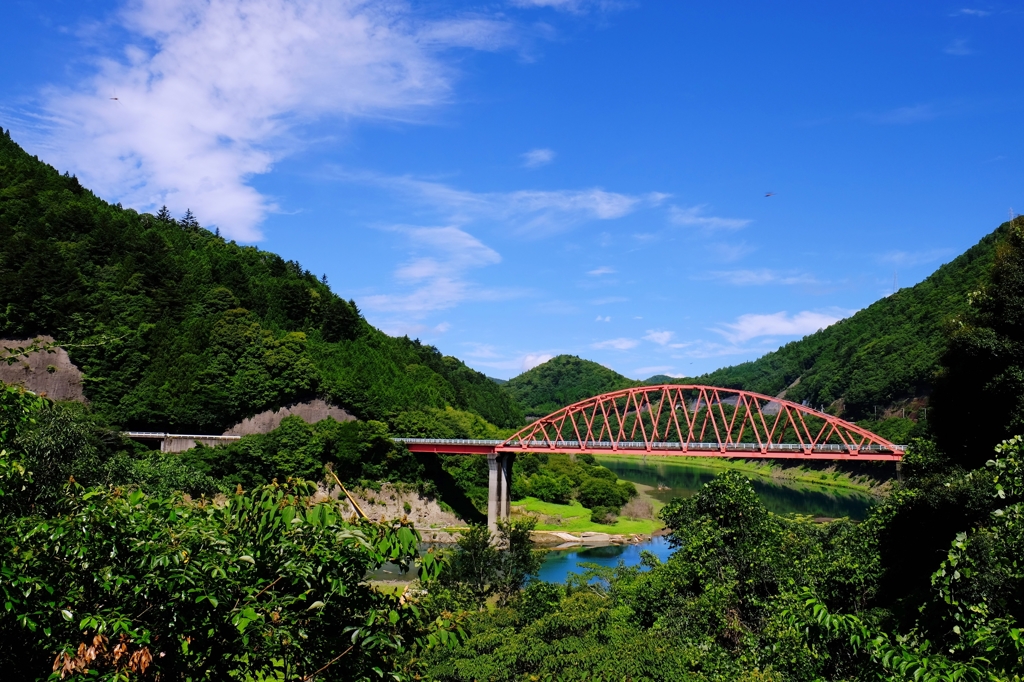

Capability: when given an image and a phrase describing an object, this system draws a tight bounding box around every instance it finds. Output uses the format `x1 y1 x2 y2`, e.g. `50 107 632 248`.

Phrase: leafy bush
589 505 618 524
577 477 631 510
527 473 573 504
437 519 542 607
0 467 442 680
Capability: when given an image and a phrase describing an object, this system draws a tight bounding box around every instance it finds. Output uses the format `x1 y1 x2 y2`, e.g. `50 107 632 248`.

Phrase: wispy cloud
945 38 972 56
376 320 452 338
670 205 752 231
521 148 555 168
509 0 622 13
588 266 616 276
702 269 819 286
592 337 639 350
356 173 668 238
951 8 990 17
596 315 611 322
707 241 756 263
29 0 520 241
362 225 517 315
864 104 937 125
521 353 554 371
713 310 851 343
878 248 952 267
643 330 674 346
591 296 628 305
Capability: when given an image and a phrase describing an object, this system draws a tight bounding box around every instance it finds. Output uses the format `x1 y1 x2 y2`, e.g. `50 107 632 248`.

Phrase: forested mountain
656 224 1008 419
0 129 522 432
502 354 640 418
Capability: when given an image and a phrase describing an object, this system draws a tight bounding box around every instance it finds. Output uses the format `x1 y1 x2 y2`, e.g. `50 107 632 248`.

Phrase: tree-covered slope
679 222 1009 418
503 355 641 418
0 129 523 432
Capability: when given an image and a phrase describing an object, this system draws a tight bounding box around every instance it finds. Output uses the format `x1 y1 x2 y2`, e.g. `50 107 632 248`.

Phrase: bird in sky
765 191 775 197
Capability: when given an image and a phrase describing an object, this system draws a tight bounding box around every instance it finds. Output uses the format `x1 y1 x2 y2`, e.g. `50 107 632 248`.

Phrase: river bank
594 453 892 496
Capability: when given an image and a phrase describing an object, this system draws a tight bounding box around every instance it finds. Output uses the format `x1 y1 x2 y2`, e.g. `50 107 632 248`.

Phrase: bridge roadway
123 432 905 532
124 382 908 533
396 437 906 532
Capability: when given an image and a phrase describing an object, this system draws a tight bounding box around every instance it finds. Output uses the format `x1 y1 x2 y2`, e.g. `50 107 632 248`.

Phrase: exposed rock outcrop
0 337 87 402
224 399 356 435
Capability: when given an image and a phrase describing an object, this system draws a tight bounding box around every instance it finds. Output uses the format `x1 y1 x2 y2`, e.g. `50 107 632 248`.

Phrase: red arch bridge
396 385 905 531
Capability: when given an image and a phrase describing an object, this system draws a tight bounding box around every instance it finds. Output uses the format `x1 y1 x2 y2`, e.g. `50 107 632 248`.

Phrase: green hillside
503 354 641 418
655 224 1008 419
0 129 523 432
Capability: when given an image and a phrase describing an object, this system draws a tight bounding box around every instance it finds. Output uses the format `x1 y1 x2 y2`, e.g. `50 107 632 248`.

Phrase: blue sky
3 1 1023 380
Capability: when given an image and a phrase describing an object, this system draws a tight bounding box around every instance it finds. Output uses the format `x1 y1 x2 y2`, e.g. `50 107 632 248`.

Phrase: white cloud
703 269 818 286
714 310 851 343
596 315 611 322
670 205 752 231
362 225 516 314
376 320 453 337
878 248 952 267
592 337 639 350
643 330 674 346
707 241 756 263
31 0 517 240
367 174 668 238
945 38 972 56
521 353 554 371
588 266 616 276
510 0 618 12
462 342 500 358
952 8 990 16
521 148 555 168
591 296 628 305
392 226 501 281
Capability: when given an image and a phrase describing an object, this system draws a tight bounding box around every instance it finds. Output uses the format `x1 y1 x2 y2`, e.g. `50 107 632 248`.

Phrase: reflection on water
537 536 674 583
595 456 877 520
537 457 880 583
373 459 882 585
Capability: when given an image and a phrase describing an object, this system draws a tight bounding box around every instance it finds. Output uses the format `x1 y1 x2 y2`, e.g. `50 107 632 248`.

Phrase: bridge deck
394 438 905 461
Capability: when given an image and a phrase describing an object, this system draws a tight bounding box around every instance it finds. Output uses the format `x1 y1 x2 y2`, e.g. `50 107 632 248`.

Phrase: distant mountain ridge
676 223 1006 419
502 355 641 418
503 223 1007 421
0 129 523 432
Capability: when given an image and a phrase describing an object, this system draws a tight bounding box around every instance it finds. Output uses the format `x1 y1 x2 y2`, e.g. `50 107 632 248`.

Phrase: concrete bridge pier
487 453 514 535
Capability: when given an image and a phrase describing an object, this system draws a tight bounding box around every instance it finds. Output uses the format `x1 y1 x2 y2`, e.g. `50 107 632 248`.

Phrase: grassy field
511 496 662 534
593 454 888 495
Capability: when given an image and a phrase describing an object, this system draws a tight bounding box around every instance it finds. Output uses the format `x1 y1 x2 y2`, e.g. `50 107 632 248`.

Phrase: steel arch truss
499 385 904 461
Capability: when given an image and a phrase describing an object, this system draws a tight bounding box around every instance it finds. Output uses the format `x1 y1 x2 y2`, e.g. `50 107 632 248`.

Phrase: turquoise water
537 456 880 583
596 456 877 520
537 535 674 583
372 458 882 584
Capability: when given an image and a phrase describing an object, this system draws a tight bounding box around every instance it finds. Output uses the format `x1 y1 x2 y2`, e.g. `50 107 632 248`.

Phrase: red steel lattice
498 385 903 461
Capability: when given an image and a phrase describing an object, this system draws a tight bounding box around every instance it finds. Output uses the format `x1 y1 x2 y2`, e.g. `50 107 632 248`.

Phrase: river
537 456 879 583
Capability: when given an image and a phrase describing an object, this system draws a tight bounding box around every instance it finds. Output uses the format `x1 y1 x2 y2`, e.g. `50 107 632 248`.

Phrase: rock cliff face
223 399 356 435
0 337 87 402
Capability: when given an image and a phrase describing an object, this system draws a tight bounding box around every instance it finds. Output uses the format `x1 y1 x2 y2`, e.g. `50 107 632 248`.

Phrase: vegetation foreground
2 128 1024 679
3 378 1024 680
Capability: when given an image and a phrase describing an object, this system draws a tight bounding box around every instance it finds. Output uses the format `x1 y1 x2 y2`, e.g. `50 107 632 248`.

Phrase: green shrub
528 473 573 504
577 478 628 510
590 505 618 524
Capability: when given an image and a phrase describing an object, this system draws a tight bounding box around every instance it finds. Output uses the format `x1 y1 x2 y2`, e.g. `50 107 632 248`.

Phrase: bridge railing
394 437 905 454
122 432 241 441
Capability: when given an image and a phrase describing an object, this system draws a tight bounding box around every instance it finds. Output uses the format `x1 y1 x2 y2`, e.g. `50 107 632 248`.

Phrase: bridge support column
487 453 515 536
